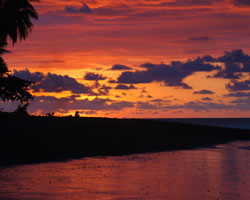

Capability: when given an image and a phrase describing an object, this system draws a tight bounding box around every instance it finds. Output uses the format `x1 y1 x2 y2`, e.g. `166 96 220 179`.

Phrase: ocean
0 141 250 200
151 118 250 130
1 118 250 199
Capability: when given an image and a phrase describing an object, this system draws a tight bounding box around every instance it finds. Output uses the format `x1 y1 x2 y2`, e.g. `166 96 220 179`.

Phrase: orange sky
2 0 250 118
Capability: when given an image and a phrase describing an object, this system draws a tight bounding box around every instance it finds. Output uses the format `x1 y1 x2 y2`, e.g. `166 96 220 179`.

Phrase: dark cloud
13 69 44 82
193 89 214 94
117 57 218 89
226 92 250 97
137 102 159 110
115 84 136 90
24 94 250 114
13 69 94 95
65 2 92 14
90 80 113 96
36 73 94 94
229 98 250 110
231 97 250 104
189 36 213 41
84 72 106 81
241 62 250 72
202 55 217 62
207 49 250 79
163 101 231 111
166 82 192 89
150 99 171 103
136 99 173 110
218 49 250 63
98 85 112 95
108 101 134 110
202 49 250 67
177 58 219 71
108 79 117 83
91 80 101 89
232 0 250 6
110 64 132 71
212 62 242 79
29 95 134 114
135 99 232 112
150 99 162 102
226 80 250 91
202 97 213 101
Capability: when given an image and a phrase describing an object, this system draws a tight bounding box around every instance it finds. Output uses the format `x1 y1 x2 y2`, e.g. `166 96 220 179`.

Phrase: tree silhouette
0 0 38 45
14 103 30 116
0 0 38 104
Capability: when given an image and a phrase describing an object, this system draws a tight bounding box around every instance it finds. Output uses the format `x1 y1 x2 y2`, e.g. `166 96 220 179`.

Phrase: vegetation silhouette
0 0 38 108
75 111 80 118
13 103 30 116
0 0 38 45
46 112 54 117
0 117 250 166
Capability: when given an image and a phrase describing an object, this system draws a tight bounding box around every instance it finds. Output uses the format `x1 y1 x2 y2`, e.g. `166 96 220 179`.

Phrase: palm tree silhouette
0 0 38 45
0 0 38 104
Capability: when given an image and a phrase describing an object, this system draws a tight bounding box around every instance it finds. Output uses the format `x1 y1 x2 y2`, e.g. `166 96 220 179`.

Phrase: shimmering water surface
1 141 250 200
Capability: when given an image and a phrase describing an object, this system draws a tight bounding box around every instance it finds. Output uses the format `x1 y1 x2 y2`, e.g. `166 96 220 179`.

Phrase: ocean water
152 118 250 130
0 141 250 200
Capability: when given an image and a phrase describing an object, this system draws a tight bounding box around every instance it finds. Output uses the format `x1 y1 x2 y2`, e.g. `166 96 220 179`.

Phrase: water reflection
0 141 250 200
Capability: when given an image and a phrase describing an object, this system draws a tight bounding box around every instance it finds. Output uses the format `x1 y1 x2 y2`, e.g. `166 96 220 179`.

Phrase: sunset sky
2 0 250 118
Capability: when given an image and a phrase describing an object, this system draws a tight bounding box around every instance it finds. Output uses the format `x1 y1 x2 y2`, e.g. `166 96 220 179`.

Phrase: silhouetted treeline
0 117 250 166
0 0 38 107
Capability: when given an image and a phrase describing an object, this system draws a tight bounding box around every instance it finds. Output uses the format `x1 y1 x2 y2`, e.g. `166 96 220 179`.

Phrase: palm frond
0 0 39 45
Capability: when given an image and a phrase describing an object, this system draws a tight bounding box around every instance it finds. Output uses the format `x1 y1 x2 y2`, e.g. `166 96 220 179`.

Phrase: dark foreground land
1 116 250 166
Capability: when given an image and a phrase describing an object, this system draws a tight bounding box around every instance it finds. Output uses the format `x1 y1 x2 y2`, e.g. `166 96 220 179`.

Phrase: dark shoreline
1 116 250 167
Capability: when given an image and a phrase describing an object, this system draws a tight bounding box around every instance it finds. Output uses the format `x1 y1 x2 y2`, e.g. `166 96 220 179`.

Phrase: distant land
1 116 250 166
152 118 250 130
